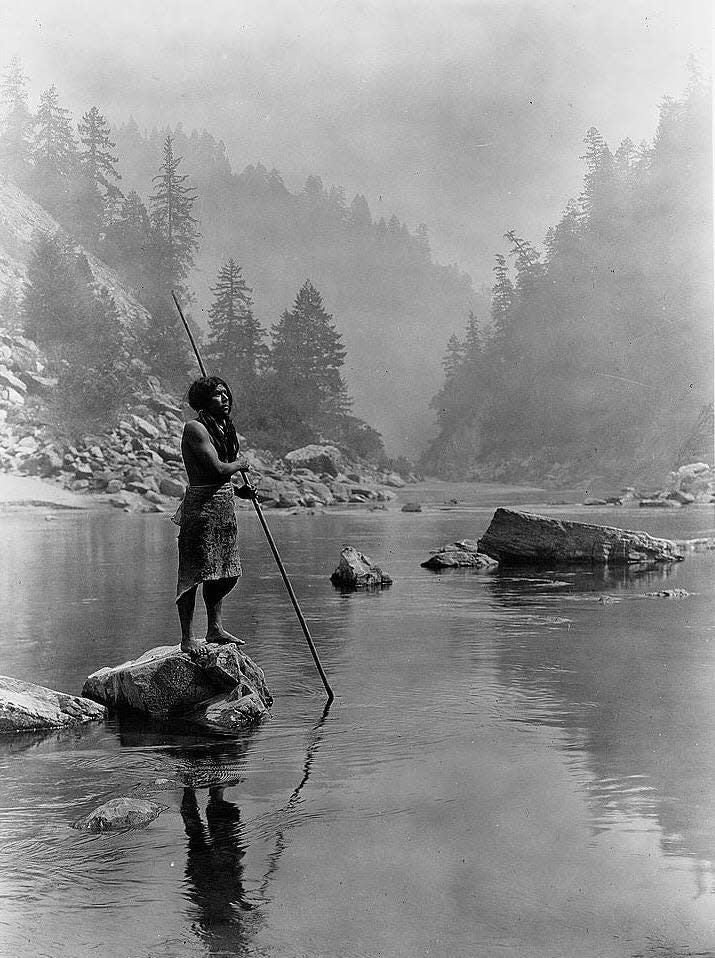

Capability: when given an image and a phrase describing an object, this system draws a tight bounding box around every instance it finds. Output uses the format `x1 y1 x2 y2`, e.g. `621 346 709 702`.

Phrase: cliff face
0 178 150 329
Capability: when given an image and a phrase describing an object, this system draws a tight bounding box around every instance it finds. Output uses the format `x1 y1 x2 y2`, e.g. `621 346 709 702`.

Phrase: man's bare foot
206 628 246 646
181 638 211 659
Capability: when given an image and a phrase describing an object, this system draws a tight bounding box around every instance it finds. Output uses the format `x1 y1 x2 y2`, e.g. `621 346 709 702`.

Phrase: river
0 483 714 957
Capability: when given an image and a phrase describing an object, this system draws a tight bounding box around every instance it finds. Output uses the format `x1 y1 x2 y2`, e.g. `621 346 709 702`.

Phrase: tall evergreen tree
206 258 267 385
32 85 76 180
490 253 514 342
270 279 350 429
75 106 122 244
0 57 33 181
141 135 200 383
148 134 199 283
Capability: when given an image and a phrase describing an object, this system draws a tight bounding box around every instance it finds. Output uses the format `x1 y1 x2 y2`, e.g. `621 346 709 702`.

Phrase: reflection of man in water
180 785 255 931
175 377 255 658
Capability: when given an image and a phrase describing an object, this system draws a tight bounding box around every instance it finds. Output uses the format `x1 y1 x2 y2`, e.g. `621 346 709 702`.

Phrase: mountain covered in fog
421 77 713 484
109 121 481 454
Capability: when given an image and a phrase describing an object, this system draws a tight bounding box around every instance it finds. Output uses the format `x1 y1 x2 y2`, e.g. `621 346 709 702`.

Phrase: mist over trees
422 71 713 483
0 57 709 478
0 62 404 459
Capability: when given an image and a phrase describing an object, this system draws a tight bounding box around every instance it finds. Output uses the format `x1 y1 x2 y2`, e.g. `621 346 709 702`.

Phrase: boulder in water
0 675 106 733
82 644 272 733
477 508 683 565
330 545 393 590
421 540 498 570
72 796 167 832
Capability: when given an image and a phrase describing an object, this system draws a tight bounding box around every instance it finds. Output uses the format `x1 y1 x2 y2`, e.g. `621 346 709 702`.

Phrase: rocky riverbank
0 327 414 513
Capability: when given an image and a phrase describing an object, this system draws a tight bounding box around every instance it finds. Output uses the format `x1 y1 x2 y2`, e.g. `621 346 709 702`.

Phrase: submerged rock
477 508 684 565
0 675 106 733
82 644 272 733
421 540 498 570
72 796 167 832
330 545 393 590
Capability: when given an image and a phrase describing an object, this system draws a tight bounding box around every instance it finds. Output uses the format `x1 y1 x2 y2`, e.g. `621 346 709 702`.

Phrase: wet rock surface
72 796 168 832
0 675 106 732
478 508 684 565
330 545 393 590
82 644 273 734
421 540 498 569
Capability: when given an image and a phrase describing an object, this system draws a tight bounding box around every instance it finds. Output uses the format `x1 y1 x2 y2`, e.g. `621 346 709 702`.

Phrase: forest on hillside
422 70 713 483
0 57 478 457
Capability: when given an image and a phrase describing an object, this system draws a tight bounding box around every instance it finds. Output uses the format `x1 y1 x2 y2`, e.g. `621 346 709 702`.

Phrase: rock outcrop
477 508 684 565
0 675 106 732
421 540 498 570
330 546 393 590
72 797 167 832
82 644 272 734
284 444 342 477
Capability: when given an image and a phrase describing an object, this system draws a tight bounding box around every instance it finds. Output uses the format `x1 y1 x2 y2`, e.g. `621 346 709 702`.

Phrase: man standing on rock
174 376 256 658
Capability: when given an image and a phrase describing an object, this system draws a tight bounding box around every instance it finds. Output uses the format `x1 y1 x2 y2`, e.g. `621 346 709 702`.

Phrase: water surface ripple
1 491 714 957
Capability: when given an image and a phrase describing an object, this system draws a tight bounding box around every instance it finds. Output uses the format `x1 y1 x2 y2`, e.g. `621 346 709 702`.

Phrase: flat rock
0 675 106 732
330 545 393 590
82 644 272 732
421 540 498 569
477 508 683 566
72 796 167 832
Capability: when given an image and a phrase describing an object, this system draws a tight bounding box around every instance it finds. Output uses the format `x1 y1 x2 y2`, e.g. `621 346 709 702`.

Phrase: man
175 376 255 658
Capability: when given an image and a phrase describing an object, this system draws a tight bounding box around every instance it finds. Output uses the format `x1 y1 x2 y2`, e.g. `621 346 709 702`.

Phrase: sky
0 0 711 284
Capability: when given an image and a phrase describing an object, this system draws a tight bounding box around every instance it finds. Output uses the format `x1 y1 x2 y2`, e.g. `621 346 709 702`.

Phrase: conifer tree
148 134 199 283
0 57 33 180
206 258 267 385
490 253 514 341
142 135 200 384
32 86 77 180
21 230 91 348
270 279 350 428
75 106 122 243
100 189 152 286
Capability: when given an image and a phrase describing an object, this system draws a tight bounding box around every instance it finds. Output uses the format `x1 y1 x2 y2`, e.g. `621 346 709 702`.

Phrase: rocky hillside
0 325 411 512
0 179 150 330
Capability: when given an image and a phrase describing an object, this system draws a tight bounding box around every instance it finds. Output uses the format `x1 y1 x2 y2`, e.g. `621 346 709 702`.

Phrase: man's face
207 384 230 418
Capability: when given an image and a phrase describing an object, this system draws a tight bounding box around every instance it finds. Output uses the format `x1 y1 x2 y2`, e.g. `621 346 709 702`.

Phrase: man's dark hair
186 376 239 462
186 376 234 414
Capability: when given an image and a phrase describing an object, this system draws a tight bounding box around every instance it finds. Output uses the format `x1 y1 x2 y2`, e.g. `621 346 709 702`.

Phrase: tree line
0 58 384 459
422 66 712 482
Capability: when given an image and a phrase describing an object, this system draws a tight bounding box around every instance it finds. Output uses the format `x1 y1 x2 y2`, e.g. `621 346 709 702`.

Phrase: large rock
421 540 498 569
330 545 393 590
478 508 684 565
72 797 167 832
284 444 342 477
0 675 106 732
82 644 272 733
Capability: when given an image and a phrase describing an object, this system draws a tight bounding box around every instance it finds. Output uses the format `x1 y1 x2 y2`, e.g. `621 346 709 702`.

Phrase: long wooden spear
172 290 334 704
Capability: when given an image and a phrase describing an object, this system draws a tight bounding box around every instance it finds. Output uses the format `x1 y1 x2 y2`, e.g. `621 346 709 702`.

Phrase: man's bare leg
178 585 210 656
204 576 244 645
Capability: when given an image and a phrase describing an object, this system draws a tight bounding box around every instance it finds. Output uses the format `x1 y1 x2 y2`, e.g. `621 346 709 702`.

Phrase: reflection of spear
256 699 333 898
172 290 334 703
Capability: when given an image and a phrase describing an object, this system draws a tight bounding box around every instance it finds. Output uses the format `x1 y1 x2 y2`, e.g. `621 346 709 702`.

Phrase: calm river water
1 482 714 958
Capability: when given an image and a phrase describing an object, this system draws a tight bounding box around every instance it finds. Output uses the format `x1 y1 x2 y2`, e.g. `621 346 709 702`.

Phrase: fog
1 0 709 280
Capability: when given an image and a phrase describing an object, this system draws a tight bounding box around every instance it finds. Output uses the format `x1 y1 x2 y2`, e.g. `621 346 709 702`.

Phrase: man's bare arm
183 421 251 480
